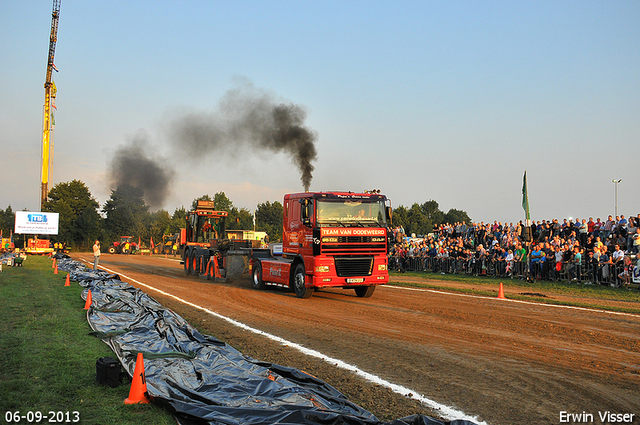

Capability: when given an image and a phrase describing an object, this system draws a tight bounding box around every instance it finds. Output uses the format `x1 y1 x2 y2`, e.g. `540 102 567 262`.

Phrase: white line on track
81 258 487 424
382 284 640 318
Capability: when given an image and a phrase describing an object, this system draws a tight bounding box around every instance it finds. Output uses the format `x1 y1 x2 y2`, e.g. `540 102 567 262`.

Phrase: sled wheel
184 249 191 275
191 251 199 276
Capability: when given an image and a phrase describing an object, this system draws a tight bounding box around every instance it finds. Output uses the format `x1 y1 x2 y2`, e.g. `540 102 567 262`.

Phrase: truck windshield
316 200 386 227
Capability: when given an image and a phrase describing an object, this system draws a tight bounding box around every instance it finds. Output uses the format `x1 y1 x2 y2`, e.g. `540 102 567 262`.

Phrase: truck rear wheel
252 261 266 290
354 286 376 298
292 263 313 299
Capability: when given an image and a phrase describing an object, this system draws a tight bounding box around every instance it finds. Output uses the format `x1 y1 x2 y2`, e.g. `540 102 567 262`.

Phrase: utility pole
612 179 622 218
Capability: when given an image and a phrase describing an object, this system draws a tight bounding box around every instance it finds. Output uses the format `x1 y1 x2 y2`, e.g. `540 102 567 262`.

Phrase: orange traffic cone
52 258 56 268
64 273 71 286
83 289 92 310
54 263 59 274
124 353 151 404
498 282 506 299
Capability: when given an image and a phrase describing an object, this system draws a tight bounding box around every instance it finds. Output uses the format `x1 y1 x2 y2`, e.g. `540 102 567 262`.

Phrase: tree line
0 180 283 251
391 200 472 237
0 180 470 251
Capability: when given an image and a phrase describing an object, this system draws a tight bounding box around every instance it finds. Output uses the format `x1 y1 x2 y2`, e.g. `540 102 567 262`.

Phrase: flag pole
522 171 531 227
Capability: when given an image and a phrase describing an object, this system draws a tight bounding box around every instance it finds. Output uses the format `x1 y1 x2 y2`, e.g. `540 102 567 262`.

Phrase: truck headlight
378 264 387 271
315 266 330 273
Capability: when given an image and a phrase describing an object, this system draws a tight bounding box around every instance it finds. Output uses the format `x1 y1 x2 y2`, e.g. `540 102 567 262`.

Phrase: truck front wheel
292 263 314 299
251 261 266 290
354 286 376 298
108 246 116 254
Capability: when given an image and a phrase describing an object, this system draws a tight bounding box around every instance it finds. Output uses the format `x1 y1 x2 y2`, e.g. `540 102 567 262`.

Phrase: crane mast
41 0 61 210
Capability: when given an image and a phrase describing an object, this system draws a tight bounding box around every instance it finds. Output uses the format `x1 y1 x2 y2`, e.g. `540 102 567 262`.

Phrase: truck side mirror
300 198 312 226
386 207 393 225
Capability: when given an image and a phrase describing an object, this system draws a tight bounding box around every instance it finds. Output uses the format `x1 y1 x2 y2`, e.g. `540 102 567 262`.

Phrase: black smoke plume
171 82 318 191
108 134 175 209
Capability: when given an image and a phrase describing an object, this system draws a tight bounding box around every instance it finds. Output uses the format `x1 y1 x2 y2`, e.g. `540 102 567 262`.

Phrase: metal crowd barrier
389 254 627 286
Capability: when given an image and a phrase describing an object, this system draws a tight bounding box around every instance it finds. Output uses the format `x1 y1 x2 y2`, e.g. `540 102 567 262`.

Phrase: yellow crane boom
41 0 61 210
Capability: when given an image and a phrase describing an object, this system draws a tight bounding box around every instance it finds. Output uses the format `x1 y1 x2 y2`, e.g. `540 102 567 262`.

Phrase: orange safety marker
52 258 56 268
83 289 92 310
498 282 506 299
124 353 151 404
54 263 59 274
64 273 71 286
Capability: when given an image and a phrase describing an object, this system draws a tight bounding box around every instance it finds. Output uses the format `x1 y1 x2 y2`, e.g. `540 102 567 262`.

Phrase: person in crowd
530 243 544 278
593 218 602 238
626 221 637 253
600 246 614 285
617 256 633 288
541 242 554 280
585 250 599 284
578 219 588 247
514 242 527 277
568 246 582 281
603 215 615 240
587 217 595 234
505 249 514 276
632 227 640 255
594 236 603 250
612 244 625 265
619 215 628 233
612 244 626 283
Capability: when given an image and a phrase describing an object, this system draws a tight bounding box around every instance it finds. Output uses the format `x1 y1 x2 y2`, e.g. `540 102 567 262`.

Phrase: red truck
250 191 392 298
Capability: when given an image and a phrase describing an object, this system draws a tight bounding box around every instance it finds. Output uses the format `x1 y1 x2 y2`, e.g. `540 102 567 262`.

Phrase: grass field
389 270 640 314
0 256 175 425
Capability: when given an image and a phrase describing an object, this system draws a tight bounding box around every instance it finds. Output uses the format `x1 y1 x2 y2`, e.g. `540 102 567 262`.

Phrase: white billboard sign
14 211 59 235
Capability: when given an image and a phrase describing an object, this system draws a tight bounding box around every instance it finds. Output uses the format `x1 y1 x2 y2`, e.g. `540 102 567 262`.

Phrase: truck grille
334 257 373 277
322 236 386 255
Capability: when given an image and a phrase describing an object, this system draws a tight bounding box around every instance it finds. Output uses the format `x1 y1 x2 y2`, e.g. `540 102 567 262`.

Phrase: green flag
522 171 530 221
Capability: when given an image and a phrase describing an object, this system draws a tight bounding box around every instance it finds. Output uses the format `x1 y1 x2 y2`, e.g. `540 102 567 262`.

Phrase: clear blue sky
2 0 639 223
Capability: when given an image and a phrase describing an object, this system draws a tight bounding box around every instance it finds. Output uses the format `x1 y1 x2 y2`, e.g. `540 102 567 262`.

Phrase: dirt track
74 254 640 425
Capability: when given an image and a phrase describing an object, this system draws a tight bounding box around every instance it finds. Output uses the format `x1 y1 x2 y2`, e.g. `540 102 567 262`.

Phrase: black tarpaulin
55 255 478 425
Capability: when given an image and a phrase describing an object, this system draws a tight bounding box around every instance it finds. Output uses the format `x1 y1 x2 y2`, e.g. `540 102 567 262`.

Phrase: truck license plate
346 278 365 283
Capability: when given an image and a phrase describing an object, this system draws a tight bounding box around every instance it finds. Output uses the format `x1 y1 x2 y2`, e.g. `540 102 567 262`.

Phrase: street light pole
612 179 622 218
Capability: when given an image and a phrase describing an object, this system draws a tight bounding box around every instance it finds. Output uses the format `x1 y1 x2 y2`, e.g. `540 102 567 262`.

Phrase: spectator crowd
389 214 640 288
